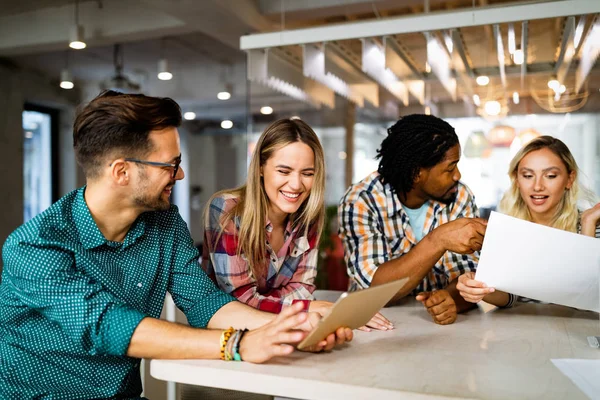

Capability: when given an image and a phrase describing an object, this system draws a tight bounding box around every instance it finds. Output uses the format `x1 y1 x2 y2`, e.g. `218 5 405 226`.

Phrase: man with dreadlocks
338 114 487 325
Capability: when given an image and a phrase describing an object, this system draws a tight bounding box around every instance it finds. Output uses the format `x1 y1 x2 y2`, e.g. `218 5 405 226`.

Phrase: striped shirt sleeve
338 189 389 289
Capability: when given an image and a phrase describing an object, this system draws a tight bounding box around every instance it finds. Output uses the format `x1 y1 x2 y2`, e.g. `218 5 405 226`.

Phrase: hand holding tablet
298 278 408 349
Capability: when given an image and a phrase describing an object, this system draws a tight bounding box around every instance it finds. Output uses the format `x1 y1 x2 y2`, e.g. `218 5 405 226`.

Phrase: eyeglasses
124 155 181 179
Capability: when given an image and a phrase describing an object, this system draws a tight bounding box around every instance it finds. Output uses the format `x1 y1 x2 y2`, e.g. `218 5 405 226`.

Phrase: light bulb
260 106 273 115
476 76 489 86
221 120 233 129
183 112 196 120
513 49 524 65
484 100 501 116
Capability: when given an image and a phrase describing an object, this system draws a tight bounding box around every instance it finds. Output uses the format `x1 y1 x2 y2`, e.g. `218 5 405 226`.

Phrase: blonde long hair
206 118 325 279
498 135 595 232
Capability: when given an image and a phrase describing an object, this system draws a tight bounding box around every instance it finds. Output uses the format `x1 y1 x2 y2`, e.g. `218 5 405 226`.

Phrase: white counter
151 294 600 400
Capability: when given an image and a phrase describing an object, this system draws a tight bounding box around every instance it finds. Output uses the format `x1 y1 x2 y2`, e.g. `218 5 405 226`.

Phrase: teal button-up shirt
0 187 235 399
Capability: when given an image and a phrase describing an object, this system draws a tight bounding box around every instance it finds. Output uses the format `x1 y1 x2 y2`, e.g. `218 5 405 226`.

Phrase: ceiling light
69 25 86 50
60 69 74 89
512 91 520 104
484 100 501 116
221 120 233 129
559 84 566 94
513 49 524 65
157 59 172 81
217 91 231 100
476 75 489 86
260 106 273 115
473 94 481 106
183 112 196 120
547 77 560 91
69 1 86 50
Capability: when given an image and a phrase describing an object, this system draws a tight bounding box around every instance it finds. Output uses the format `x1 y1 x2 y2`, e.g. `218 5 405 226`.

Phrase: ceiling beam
241 0 600 49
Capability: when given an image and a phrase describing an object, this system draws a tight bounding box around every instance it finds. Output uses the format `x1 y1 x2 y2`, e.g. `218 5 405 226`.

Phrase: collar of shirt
265 217 297 237
73 187 147 250
382 180 451 245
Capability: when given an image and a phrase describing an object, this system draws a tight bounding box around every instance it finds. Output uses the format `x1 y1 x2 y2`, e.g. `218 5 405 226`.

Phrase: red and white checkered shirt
339 171 480 293
202 194 318 313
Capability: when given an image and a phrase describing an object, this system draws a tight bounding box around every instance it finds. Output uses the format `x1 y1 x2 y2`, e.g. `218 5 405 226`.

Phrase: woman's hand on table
456 272 495 303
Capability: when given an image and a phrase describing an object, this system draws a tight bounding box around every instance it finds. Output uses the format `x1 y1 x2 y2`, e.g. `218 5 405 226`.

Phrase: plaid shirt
339 171 479 293
202 194 318 313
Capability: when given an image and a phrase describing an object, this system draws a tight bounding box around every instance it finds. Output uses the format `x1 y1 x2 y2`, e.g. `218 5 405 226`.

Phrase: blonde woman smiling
457 136 600 307
203 118 391 331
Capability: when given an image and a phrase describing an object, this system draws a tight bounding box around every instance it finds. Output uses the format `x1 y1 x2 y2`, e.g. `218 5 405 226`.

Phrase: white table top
151 292 600 400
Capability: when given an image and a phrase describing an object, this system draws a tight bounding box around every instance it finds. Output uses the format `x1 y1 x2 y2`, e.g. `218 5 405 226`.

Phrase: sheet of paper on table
552 359 600 399
475 211 600 312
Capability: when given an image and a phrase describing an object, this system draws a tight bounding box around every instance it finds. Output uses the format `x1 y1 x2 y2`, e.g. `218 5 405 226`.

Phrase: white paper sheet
475 211 600 312
552 359 600 399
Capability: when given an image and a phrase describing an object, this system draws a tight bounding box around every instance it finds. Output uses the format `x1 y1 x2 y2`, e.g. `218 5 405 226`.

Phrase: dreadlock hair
377 114 459 198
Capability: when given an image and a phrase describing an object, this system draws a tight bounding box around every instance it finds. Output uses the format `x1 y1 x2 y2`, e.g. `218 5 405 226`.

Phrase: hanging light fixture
487 125 516 147
69 0 86 50
513 47 524 65
60 69 74 89
547 75 560 92
464 131 491 158
217 83 232 100
157 38 173 81
510 128 542 155
60 50 74 89
157 59 172 81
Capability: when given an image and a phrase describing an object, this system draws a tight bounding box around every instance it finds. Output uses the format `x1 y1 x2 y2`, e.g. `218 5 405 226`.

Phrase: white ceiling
1 0 599 130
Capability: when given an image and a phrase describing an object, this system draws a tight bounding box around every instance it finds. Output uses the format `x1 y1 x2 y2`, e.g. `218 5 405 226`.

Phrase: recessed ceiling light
476 76 490 86
260 106 273 115
221 120 233 129
183 112 196 120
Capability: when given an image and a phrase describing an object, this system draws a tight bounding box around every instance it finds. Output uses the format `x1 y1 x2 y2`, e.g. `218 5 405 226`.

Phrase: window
22 106 57 222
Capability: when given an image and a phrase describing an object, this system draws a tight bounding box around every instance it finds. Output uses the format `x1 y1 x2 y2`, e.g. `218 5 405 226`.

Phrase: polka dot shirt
0 187 235 399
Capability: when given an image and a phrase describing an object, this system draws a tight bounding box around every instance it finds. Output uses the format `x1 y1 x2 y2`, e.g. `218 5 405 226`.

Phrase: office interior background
0 1 599 397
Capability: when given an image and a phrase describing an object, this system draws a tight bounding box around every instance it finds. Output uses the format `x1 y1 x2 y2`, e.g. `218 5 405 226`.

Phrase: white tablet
297 277 409 349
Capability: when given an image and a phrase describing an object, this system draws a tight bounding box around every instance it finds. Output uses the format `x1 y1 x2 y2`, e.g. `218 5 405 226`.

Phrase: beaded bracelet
219 327 235 361
232 329 248 362
225 329 240 361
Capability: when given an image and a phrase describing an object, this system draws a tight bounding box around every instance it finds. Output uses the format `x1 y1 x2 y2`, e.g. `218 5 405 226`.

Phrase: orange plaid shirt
338 171 479 293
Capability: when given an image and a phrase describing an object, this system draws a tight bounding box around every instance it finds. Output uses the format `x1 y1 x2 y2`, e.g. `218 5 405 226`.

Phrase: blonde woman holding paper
457 136 600 307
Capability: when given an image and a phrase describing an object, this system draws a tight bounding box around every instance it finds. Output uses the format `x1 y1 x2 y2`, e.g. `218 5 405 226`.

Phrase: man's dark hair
73 90 182 179
376 114 459 197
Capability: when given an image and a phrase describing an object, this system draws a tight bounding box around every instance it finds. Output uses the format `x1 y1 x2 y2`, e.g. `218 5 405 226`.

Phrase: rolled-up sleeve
338 191 390 289
2 238 146 357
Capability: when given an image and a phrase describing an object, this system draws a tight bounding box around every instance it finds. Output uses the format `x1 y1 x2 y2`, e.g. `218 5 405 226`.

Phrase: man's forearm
371 233 446 302
207 301 274 330
127 317 221 359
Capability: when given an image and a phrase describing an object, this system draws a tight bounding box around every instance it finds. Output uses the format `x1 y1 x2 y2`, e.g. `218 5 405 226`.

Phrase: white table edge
150 359 471 400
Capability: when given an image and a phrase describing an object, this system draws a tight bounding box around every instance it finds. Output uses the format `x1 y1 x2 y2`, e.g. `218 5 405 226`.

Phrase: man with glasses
0 90 351 399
